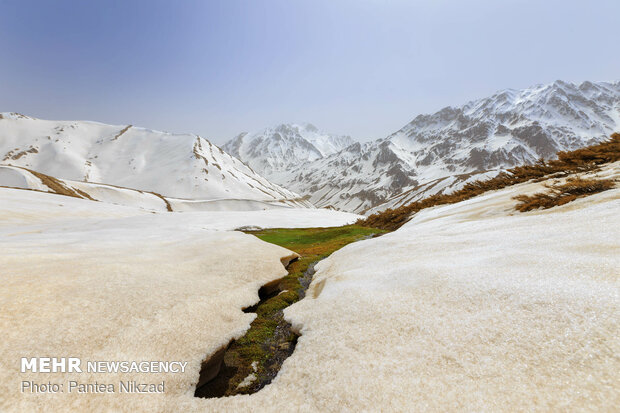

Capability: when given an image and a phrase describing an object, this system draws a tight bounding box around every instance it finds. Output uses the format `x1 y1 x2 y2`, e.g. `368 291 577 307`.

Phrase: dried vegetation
513 177 616 212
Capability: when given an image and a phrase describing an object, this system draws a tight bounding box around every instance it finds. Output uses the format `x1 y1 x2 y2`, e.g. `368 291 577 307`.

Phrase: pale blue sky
1 0 619 143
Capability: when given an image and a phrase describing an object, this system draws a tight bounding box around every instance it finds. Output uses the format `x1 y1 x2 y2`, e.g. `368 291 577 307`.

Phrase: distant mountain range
0 112 311 207
225 80 620 213
223 123 354 181
2 80 618 215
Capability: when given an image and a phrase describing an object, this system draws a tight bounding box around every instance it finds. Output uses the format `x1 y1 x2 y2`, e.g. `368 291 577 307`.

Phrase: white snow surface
0 164 315 212
0 187 358 412
0 191 295 412
1 163 618 411
0 188 360 230
0 114 306 204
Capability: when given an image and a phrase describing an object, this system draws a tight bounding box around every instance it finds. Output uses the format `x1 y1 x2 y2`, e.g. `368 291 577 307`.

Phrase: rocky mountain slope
0 113 311 207
223 123 353 181
228 80 620 213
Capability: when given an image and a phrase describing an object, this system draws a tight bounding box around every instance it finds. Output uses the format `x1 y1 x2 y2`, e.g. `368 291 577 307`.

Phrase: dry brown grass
5 165 177 211
360 133 620 230
111 125 132 140
149 191 173 212
25 168 95 200
513 177 616 212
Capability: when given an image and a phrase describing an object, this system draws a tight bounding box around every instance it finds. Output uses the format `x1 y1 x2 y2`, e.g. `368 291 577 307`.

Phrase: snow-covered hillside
223 123 353 180
0 113 309 206
240 80 620 213
279 163 620 411
2 162 617 412
0 165 317 212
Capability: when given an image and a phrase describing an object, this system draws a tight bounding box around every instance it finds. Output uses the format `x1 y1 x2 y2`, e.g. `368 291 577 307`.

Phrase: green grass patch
252 225 382 250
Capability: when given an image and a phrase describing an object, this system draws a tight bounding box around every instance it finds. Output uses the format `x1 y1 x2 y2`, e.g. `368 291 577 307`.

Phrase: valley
1 143 617 411
1 84 618 413
195 225 385 398
3 1 619 410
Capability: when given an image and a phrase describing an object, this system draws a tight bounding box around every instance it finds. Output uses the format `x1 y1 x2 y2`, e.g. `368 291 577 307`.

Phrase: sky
1 0 619 144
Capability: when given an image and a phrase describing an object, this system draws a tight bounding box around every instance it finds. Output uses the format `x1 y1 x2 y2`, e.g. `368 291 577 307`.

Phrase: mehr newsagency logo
20 357 188 394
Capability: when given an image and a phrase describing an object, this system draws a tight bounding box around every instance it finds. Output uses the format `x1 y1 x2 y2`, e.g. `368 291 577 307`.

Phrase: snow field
0 162 617 411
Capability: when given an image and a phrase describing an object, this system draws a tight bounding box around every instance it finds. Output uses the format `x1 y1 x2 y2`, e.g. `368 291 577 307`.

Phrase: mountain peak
223 123 354 179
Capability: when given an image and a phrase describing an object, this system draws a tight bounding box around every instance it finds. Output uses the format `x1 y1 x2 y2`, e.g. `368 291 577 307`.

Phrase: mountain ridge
226 79 620 213
0 113 312 207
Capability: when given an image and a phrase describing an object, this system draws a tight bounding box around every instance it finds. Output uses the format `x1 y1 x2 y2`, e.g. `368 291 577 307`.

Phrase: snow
0 186 359 412
70 180 169 211
279 165 620 411
0 188 360 230
0 115 306 204
181 208 361 230
236 373 257 389
485 134 514 151
167 198 291 212
236 361 259 389
0 165 48 191
0 165 317 212
1 163 618 411
0 191 294 412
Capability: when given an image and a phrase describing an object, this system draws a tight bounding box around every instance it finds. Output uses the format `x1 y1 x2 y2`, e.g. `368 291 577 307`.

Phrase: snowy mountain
3 80 618 215
268 80 620 213
223 123 353 180
0 113 311 207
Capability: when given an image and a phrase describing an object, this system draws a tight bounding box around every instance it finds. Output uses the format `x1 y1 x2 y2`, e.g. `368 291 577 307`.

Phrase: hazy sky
1 0 619 144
